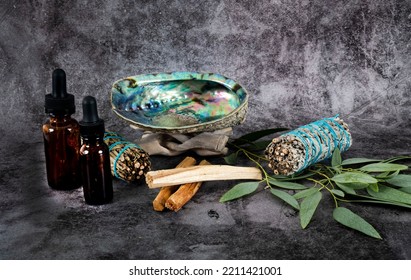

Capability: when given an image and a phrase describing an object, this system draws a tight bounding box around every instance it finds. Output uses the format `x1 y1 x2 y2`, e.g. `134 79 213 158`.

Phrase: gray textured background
1 0 410 259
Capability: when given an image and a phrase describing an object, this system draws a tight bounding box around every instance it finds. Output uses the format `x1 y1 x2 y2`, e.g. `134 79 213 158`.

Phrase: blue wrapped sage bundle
265 116 352 175
103 132 151 182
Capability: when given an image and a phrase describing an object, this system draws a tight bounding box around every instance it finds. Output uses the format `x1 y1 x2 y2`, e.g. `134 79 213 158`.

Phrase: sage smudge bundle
103 132 151 182
265 116 352 175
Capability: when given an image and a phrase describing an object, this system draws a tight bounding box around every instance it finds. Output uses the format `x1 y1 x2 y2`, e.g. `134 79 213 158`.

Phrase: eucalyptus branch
220 128 411 239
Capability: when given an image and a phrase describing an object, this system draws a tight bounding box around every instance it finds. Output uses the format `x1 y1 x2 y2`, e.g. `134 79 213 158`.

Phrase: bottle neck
81 135 104 145
49 113 72 122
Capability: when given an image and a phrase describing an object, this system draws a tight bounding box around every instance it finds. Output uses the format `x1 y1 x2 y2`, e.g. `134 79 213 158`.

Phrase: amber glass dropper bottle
43 69 82 190
79 96 113 205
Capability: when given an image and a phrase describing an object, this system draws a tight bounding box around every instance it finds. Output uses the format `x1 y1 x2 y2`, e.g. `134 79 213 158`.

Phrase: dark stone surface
0 0 410 259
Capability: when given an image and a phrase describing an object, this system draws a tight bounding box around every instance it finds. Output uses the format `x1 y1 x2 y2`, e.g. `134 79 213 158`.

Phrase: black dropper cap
45 69 75 115
79 96 105 138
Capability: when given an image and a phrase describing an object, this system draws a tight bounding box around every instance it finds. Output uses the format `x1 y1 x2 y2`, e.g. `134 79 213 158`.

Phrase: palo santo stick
165 160 211 212
146 165 262 189
152 157 196 211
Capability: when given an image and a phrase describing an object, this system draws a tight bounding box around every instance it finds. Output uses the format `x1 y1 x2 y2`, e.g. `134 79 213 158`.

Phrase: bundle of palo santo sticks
152 157 204 212
103 131 151 182
149 157 262 212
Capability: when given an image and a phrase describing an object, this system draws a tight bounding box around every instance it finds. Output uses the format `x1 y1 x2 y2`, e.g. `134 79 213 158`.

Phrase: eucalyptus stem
308 169 339 207
233 144 268 162
242 149 271 186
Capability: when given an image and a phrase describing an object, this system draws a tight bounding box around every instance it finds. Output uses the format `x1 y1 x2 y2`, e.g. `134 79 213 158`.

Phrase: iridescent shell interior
111 72 248 133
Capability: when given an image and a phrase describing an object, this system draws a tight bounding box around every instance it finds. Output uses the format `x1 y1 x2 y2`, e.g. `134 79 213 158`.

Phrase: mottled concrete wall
1 0 410 142
1 0 411 260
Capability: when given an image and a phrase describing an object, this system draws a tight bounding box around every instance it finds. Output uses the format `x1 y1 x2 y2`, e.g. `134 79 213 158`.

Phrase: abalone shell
111 72 248 133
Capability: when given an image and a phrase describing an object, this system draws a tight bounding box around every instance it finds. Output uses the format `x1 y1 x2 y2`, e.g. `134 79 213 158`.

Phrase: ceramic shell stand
110 72 249 156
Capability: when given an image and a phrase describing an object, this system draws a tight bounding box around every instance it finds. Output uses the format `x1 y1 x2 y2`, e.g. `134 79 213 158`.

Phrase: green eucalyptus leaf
367 185 411 205
333 207 381 239
270 188 300 210
351 193 411 208
385 174 411 188
231 128 288 145
220 182 259 203
376 172 389 179
360 163 408 173
269 172 315 182
331 189 345 197
269 175 289 180
399 188 411 194
332 148 342 168
331 172 378 184
244 140 273 151
268 178 308 190
368 183 379 192
223 152 238 165
300 191 322 229
376 170 400 179
293 187 320 200
341 158 381 166
339 182 369 190
290 171 316 180
335 182 357 194
383 155 411 163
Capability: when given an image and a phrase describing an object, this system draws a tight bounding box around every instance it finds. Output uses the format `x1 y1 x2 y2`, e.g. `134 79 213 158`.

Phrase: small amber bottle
79 96 113 205
43 69 82 190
